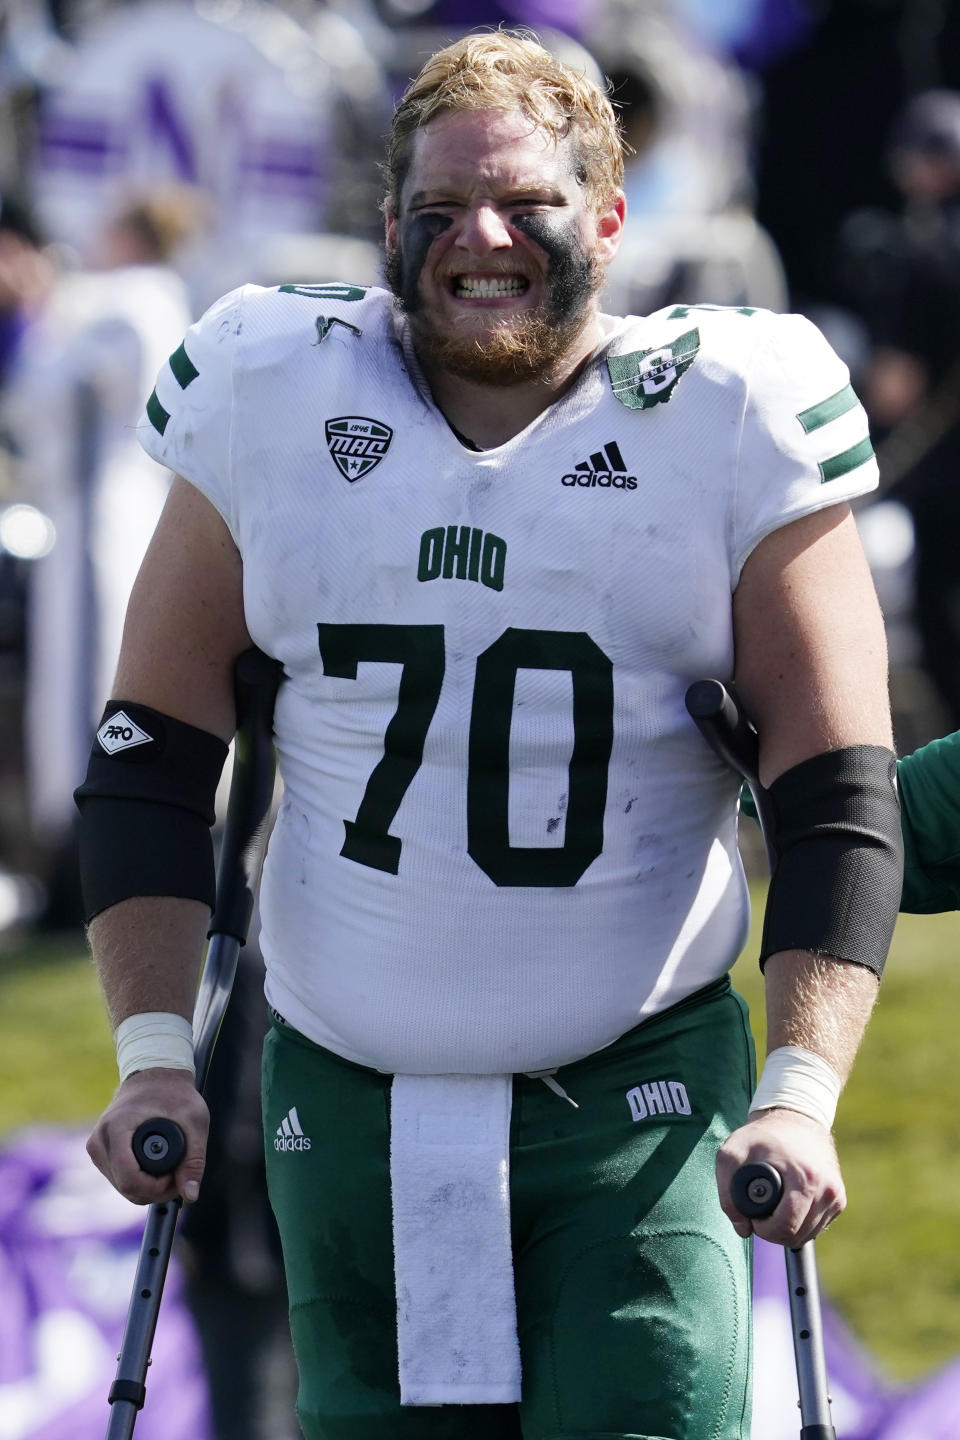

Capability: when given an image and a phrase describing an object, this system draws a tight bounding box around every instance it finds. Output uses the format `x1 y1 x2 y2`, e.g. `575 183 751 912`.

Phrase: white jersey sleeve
732 310 877 576
137 285 249 539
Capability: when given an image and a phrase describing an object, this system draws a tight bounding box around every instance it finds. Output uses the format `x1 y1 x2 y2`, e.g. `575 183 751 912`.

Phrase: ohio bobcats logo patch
607 327 700 410
325 416 393 481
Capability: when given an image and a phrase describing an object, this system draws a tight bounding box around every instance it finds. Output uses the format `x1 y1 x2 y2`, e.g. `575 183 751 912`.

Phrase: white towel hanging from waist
389 1072 521 1406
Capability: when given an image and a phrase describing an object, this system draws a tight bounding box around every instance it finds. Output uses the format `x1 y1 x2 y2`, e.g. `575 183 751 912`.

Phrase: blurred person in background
3 186 195 927
0 195 52 391
588 1 788 317
837 89 960 733
0 194 57 928
12 0 389 310
594 2 753 228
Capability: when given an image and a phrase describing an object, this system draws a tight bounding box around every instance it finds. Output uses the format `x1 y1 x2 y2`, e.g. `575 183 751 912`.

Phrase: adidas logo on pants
275 1105 312 1152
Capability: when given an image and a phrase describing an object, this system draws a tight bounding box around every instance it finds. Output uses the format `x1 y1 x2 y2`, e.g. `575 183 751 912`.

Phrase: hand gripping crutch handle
108 647 281 1440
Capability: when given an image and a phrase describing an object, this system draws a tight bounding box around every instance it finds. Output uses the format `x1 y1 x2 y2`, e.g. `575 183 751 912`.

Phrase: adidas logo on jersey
274 1105 312 1152
626 1079 692 1122
561 441 637 489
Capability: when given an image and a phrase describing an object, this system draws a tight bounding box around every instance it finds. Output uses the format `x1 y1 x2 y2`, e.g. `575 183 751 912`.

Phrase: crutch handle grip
684 678 761 788
132 1118 186 1176
731 1160 783 1218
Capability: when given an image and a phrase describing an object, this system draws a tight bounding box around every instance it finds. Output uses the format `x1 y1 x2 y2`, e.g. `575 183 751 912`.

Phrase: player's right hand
716 1106 845 1247
86 1068 209 1207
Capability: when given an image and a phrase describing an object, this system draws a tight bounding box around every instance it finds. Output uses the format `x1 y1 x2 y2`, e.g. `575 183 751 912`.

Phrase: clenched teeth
454 276 529 298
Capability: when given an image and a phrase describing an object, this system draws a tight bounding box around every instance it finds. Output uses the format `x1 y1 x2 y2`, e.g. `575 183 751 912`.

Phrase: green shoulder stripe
169 341 199 390
278 282 368 302
146 389 170 436
150 341 197 435
796 383 858 434
819 435 874 483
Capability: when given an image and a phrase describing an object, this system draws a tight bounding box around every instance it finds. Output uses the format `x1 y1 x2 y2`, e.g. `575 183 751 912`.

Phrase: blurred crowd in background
0 0 957 932
0 1 959 1435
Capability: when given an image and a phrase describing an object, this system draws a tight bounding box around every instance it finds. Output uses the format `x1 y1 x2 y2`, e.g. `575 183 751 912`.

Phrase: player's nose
455 203 512 252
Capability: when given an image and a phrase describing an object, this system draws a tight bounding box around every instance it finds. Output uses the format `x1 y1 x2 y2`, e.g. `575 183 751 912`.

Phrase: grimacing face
385 108 620 385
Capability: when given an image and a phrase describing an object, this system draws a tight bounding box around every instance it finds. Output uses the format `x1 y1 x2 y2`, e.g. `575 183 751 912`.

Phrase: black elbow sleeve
74 702 229 923
759 745 903 978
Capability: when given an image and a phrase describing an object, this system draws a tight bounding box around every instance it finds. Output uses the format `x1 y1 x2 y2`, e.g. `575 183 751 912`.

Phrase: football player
79 31 901 1440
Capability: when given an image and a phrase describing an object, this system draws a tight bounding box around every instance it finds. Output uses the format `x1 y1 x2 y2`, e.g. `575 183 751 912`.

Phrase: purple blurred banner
728 0 816 70
871 1357 960 1440
420 0 597 40
752 1237 960 1439
752 1236 896 1438
0 1129 210 1440
2 1131 959 1438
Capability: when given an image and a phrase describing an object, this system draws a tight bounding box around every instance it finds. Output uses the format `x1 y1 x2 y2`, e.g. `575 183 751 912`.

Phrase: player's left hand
716 1107 845 1247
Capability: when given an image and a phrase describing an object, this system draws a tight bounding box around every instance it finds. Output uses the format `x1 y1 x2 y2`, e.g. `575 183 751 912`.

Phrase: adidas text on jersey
562 440 637 489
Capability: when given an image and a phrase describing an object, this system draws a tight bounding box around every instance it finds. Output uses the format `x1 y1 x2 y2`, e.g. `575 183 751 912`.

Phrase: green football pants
263 976 755 1440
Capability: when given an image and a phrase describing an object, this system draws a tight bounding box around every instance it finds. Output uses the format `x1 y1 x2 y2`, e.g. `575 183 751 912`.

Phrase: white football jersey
138 284 878 1073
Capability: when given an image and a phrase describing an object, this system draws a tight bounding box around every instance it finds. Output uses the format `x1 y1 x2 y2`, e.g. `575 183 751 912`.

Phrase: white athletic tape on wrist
748 1045 842 1131
115 1012 195 1083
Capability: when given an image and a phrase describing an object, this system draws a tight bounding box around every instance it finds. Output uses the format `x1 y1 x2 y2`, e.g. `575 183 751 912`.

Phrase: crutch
686 678 838 1440
104 644 282 1440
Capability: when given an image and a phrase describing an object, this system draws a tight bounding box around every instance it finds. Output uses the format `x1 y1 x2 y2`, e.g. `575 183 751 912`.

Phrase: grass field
1 888 958 1383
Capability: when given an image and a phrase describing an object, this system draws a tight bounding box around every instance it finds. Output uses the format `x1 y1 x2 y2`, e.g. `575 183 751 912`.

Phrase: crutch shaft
785 1244 835 1435
105 1199 182 1440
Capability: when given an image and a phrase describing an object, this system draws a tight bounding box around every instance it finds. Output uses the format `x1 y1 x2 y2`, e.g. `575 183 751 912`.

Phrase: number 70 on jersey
318 622 615 889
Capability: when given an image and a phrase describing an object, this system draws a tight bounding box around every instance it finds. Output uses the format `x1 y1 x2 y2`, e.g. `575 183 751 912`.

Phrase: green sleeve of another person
739 731 960 913
898 730 960 913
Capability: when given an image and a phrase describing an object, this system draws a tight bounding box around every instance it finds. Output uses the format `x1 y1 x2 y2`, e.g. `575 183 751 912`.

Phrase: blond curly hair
385 31 625 211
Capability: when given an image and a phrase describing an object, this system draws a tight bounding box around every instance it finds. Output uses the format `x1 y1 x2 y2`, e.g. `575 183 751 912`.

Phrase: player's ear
594 189 626 264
